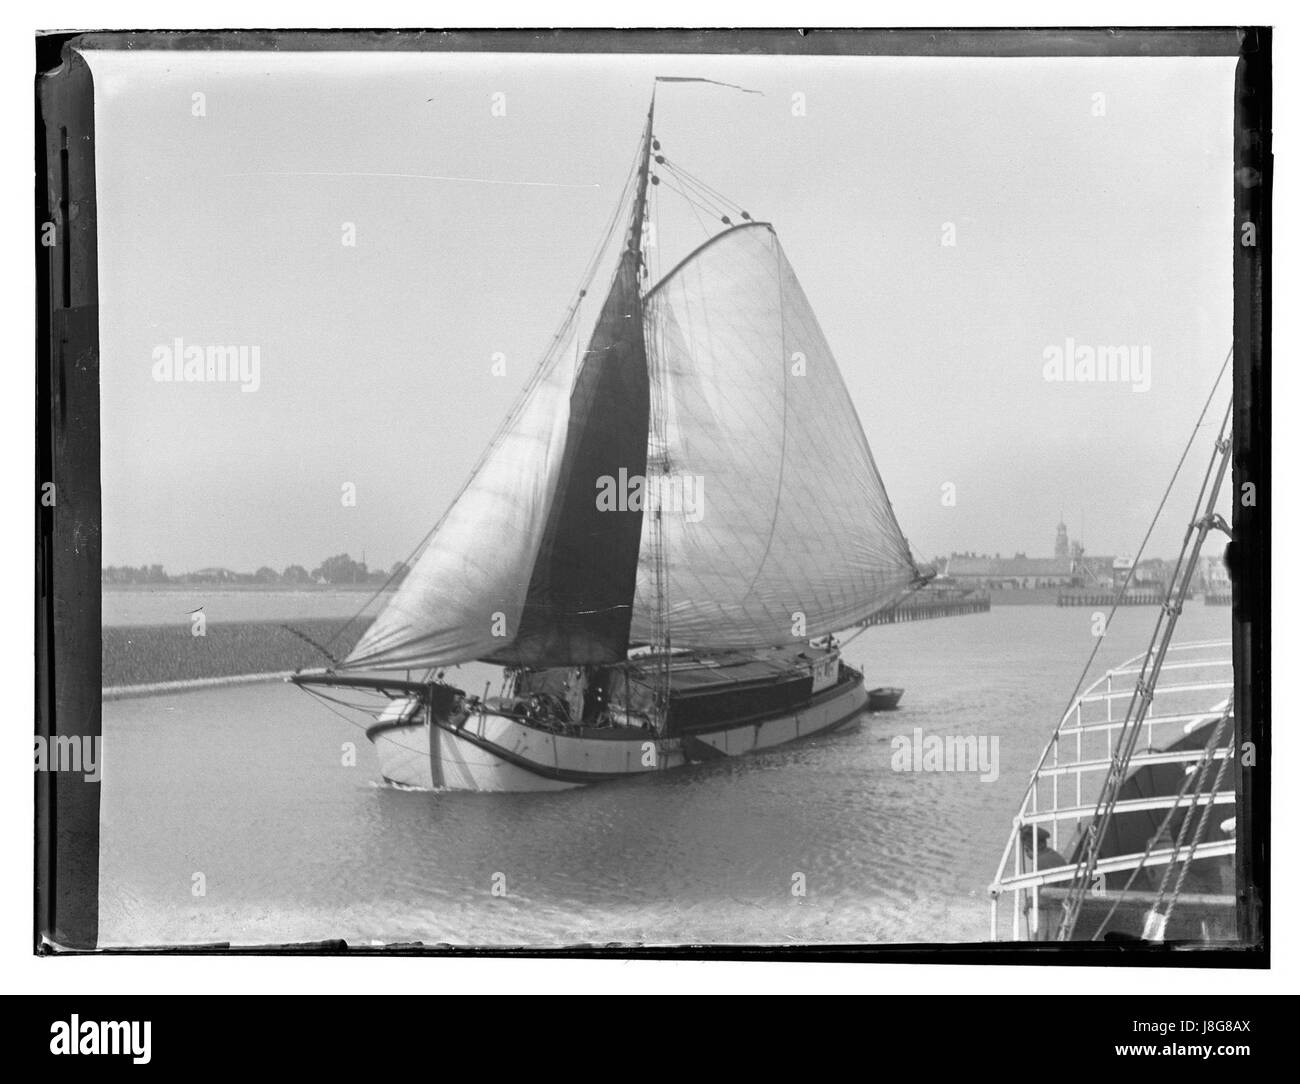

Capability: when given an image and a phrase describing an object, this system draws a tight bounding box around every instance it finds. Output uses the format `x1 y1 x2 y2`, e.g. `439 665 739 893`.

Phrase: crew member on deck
564 667 587 723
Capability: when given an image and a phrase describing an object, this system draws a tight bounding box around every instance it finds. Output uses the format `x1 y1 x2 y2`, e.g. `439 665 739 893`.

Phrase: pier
863 591 990 627
1056 590 1163 607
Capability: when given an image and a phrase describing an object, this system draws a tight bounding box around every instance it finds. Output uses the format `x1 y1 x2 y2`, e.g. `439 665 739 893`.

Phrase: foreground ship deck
989 639 1236 942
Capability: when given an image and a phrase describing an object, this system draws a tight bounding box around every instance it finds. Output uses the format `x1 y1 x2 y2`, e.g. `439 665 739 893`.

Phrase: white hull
368 675 869 793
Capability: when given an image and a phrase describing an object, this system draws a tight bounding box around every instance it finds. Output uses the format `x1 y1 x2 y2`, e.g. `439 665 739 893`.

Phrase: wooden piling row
1055 591 1164 607
863 594 991 627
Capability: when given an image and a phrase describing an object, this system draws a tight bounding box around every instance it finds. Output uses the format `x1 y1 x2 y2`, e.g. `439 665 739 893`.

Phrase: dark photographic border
35 26 1270 963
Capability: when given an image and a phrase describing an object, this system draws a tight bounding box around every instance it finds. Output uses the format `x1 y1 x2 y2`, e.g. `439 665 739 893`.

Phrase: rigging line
327 313 585 658
557 168 638 355
1088 711 1231 940
300 685 434 760
657 157 737 210
281 623 341 667
1154 727 1235 928
318 330 581 654
655 176 721 234
667 179 749 239
322 551 419 653
661 164 733 213
323 139 645 658
646 181 673 721
651 160 661 286
1028 345 1234 773
1139 712 1228 916
776 242 914 573
1060 397 1234 932
1139 409 1233 659
655 174 727 222
832 574 932 653
1093 402 1234 796
536 135 638 355
738 238 791 603
660 163 738 220
307 686 397 712
575 136 641 290
1064 434 1232 935
682 191 714 242
835 626 868 651
661 159 747 216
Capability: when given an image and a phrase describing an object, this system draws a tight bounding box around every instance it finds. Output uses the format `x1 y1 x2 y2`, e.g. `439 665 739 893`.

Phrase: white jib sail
344 335 579 671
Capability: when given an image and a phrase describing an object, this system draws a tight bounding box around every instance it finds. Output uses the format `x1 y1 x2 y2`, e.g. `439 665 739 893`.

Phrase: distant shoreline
102 582 396 592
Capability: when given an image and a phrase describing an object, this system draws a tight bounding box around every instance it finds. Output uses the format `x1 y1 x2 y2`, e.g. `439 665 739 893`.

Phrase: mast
628 91 656 266
633 92 673 733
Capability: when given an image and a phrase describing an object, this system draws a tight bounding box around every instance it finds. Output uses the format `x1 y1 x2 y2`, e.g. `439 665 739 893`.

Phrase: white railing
988 640 1234 941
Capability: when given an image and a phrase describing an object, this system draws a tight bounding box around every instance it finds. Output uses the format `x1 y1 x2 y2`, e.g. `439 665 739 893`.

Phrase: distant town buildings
943 552 1075 590
941 521 1203 593
1197 552 1231 595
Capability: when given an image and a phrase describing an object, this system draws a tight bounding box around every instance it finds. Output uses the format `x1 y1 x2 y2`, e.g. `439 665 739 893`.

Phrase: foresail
343 339 577 672
631 223 918 648
346 106 658 673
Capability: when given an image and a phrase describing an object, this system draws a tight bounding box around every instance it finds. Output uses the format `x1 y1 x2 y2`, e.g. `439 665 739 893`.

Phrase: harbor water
98 603 1231 947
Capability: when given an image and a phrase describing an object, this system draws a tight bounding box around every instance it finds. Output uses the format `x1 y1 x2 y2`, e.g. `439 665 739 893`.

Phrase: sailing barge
294 85 928 791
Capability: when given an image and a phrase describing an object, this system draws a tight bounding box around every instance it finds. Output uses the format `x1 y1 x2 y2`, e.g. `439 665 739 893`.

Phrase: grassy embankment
102 619 371 687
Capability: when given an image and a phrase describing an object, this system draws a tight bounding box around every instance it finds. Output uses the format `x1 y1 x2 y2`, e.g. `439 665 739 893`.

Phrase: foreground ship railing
989 639 1235 942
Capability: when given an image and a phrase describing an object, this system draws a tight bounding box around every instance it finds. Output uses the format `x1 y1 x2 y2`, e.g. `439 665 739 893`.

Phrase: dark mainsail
490 251 650 665
488 100 656 667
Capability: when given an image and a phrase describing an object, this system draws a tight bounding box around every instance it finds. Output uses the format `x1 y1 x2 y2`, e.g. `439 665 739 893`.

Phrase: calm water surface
98 604 1230 947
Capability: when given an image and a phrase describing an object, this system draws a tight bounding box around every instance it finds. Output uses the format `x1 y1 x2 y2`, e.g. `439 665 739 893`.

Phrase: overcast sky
86 49 1236 573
